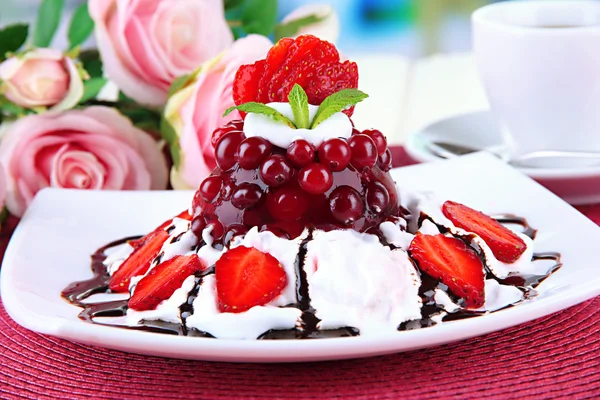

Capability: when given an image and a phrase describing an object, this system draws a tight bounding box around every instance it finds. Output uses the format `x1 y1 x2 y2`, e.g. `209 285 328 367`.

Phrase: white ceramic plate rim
3 153 600 363
405 110 600 179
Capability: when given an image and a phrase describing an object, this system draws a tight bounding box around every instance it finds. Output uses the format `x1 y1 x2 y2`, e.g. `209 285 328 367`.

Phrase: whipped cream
379 221 414 250
243 102 353 148
197 225 226 267
304 229 422 336
185 275 302 339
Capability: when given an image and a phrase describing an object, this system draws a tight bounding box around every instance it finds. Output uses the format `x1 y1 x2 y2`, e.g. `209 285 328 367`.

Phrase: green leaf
225 0 245 10
80 49 102 78
160 117 182 168
241 0 277 36
288 84 309 129
0 95 30 119
224 102 296 128
118 91 134 103
33 0 64 47
0 206 8 225
274 13 326 41
0 24 29 59
79 77 107 103
311 89 369 128
68 3 94 50
124 107 161 133
167 74 191 98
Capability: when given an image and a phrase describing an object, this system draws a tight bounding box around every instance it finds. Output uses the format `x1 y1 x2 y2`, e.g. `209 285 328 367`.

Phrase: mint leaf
80 77 107 103
288 84 310 129
68 3 94 50
33 0 64 47
0 24 28 60
274 13 326 41
224 102 296 128
311 89 368 128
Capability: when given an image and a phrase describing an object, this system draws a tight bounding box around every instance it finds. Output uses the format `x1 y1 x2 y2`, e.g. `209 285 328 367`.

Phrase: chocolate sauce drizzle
61 214 561 339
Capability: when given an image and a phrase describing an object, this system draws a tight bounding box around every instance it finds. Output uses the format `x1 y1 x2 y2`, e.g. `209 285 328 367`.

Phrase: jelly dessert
62 35 561 339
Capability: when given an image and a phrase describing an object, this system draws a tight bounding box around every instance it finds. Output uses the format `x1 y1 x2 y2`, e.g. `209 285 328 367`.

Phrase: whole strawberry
233 35 359 116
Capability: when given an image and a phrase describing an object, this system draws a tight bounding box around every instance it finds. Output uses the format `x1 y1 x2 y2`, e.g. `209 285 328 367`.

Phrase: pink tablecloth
1 148 599 399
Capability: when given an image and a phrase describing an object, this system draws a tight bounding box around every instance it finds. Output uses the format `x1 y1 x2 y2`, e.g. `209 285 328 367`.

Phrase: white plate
2 153 600 363
405 111 600 205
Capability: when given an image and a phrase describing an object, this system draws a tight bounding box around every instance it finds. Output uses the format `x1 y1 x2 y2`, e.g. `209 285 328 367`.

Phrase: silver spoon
427 141 600 169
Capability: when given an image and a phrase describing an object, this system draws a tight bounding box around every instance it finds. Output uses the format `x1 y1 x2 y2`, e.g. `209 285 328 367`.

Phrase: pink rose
89 0 234 106
0 163 7 212
164 35 272 189
0 106 169 217
0 48 83 110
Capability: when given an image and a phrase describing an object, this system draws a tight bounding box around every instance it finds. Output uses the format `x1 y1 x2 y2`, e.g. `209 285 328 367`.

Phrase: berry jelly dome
191 120 402 243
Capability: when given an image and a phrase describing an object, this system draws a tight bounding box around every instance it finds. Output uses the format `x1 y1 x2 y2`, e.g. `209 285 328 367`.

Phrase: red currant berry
198 176 223 203
226 119 244 130
211 123 241 148
206 220 224 241
231 183 263 210
287 139 315 167
318 138 351 172
366 181 390 214
329 186 365 225
191 215 207 238
362 129 387 154
260 154 293 187
298 163 333 195
223 224 248 246
260 224 290 239
215 131 245 171
348 134 378 170
378 148 393 172
267 186 309 221
237 137 273 170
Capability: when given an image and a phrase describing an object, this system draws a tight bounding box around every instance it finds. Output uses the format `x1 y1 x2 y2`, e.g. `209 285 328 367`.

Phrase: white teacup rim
473 0 600 33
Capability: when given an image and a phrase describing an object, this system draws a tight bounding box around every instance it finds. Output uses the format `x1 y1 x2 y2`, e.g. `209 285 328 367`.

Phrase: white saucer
405 111 600 205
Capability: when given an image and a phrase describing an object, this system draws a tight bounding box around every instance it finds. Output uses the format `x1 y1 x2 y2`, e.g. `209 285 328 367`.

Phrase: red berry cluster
191 120 402 244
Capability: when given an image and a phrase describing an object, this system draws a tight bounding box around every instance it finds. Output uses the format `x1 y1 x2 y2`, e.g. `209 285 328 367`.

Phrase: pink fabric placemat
1 147 599 399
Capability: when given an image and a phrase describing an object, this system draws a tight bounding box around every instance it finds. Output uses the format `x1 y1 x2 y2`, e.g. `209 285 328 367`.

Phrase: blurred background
0 0 500 56
0 0 506 142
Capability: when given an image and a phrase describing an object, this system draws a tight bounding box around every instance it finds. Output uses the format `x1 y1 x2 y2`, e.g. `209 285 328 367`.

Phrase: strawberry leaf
224 102 296 128
288 84 310 129
311 89 368 128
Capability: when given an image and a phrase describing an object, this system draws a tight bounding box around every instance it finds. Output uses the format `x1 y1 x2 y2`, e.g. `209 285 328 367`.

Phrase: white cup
472 1 600 156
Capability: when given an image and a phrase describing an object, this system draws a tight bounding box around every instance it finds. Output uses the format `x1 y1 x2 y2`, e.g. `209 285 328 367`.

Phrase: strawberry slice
258 37 293 103
128 254 206 311
109 230 168 293
232 60 266 111
409 234 485 308
128 209 192 249
216 246 287 313
442 201 527 263
109 210 191 293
